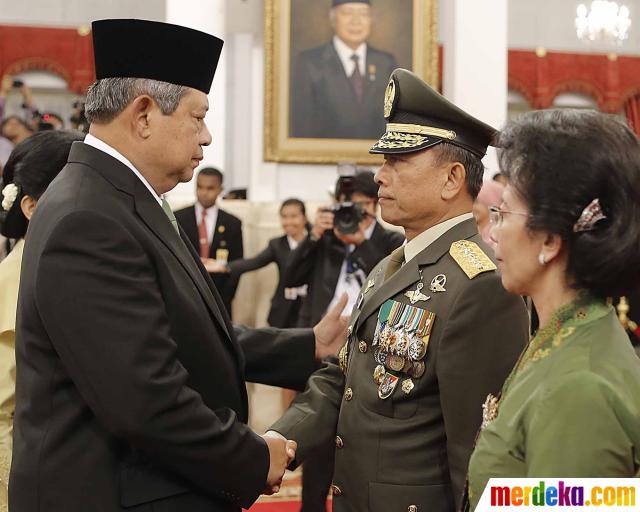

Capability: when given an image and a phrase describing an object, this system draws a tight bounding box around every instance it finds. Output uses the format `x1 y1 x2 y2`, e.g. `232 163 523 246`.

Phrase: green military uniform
468 294 640 510
271 69 530 512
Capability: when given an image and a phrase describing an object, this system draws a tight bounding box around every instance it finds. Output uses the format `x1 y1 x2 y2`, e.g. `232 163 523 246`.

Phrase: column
165 0 227 206
441 0 508 176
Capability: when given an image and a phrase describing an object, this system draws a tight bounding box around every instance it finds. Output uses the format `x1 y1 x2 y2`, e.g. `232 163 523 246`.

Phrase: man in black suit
290 0 397 139
10 19 347 512
175 167 243 316
282 170 404 511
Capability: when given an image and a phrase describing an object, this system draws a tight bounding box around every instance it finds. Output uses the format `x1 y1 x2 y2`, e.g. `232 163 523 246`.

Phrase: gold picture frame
264 0 439 164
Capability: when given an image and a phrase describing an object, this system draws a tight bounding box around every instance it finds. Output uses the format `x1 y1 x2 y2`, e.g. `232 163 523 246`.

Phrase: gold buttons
347 325 353 336
335 436 344 449
358 341 368 353
408 506 418 512
331 484 343 497
344 388 353 401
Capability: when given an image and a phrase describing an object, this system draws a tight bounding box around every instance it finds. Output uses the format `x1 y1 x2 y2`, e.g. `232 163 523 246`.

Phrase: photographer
285 169 404 329
0 76 35 145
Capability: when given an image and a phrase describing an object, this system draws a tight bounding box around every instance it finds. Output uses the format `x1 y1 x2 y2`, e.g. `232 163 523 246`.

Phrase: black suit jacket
228 235 303 328
283 222 405 327
10 142 317 512
290 42 397 139
175 205 243 316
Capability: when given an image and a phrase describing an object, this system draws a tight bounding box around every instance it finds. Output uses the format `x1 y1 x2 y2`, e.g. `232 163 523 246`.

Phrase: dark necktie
383 246 405 282
350 54 364 103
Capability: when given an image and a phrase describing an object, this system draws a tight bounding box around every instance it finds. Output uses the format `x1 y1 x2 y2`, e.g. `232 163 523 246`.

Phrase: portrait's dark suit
228 235 303 329
290 42 397 139
10 142 319 512
175 205 243 316
284 222 405 328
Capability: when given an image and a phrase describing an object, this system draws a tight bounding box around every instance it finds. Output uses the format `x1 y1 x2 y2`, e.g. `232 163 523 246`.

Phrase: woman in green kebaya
467 109 640 510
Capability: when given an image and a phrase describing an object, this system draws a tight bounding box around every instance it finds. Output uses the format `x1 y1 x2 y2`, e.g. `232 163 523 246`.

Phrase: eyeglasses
488 206 529 225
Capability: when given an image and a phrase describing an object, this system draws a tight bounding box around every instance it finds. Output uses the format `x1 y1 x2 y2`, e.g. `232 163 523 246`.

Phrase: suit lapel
357 219 479 327
134 183 232 340
182 206 199 252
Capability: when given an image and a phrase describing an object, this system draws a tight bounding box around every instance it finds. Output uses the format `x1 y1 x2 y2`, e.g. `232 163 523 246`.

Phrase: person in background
472 179 504 246
175 167 244 316
0 129 84 510
467 109 640 510
211 198 310 329
285 170 404 328
0 76 37 145
0 117 33 147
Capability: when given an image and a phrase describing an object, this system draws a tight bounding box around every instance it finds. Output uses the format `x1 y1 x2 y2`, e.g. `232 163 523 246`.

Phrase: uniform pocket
368 481 453 512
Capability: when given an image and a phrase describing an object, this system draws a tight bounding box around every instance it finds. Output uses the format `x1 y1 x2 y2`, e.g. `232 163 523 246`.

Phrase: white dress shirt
333 35 367 76
403 213 474 263
327 221 377 316
194 203 219 246
83 133 162 206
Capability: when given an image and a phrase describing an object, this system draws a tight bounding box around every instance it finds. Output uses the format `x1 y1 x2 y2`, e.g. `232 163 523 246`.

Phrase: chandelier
575 1 631 45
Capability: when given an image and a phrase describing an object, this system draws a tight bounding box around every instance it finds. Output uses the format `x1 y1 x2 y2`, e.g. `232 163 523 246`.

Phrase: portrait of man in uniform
289 0 399 139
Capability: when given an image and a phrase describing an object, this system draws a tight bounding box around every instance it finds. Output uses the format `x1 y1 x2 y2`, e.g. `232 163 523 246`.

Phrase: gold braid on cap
386 123 457 140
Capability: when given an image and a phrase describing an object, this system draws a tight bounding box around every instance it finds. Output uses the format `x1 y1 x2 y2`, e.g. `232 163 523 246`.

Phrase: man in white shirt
290 0 397 139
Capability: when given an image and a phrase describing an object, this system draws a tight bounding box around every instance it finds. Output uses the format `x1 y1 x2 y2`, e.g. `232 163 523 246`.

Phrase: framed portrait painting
264 0 439 164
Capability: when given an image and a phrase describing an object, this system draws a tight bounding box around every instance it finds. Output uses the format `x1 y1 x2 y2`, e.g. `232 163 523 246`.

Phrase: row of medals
373 323 427 399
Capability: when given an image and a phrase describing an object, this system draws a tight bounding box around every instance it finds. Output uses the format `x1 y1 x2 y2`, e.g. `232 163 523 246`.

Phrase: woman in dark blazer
227 198 309 328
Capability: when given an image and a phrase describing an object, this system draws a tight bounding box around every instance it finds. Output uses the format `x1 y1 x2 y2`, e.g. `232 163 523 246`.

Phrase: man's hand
311 208 334 241
201 258 229 273
261 432 297 495
313 293 349 360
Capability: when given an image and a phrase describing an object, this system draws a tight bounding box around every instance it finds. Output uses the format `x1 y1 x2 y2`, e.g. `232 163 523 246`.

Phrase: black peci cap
91 19 224 94
370 68 497 158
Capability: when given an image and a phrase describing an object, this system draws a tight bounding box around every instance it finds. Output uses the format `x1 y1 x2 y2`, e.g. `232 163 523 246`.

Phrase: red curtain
624 95 640 136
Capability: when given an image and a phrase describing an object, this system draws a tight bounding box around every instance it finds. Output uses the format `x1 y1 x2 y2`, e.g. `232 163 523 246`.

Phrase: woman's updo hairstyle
496 109 640 299
1 130 83 239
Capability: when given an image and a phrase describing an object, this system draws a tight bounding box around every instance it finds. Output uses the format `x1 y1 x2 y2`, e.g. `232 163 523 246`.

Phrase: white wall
0 0 165 26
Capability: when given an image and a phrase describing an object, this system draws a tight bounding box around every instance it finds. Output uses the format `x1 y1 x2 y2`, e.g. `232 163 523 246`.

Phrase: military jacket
271 219 529 512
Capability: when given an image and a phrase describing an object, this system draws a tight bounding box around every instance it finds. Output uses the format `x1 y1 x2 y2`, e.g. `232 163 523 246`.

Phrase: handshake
261 431 297 495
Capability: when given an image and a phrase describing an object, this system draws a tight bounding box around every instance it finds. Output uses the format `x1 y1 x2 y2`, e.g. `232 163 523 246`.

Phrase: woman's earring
538 253 546 266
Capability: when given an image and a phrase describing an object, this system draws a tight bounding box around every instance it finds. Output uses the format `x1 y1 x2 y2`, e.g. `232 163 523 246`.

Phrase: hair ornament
1 183 19 212
573 198 607 233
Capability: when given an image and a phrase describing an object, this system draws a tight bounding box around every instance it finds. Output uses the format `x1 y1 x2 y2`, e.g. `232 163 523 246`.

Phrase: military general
270 69 530 511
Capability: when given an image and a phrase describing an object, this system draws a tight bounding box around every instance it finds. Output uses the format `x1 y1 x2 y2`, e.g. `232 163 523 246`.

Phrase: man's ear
440 161 467 201
20 195 37 220
129 95 155 139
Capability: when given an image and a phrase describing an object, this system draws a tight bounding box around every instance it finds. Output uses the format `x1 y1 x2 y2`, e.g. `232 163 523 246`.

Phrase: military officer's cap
370 68 497 158
92 19 224 94
332 0 370 5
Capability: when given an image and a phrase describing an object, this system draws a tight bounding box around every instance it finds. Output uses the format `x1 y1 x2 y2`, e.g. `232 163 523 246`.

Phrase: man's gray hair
84 78 188 124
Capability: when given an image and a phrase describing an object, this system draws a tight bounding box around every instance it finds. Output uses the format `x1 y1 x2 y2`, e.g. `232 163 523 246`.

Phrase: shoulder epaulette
449 240 497 279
